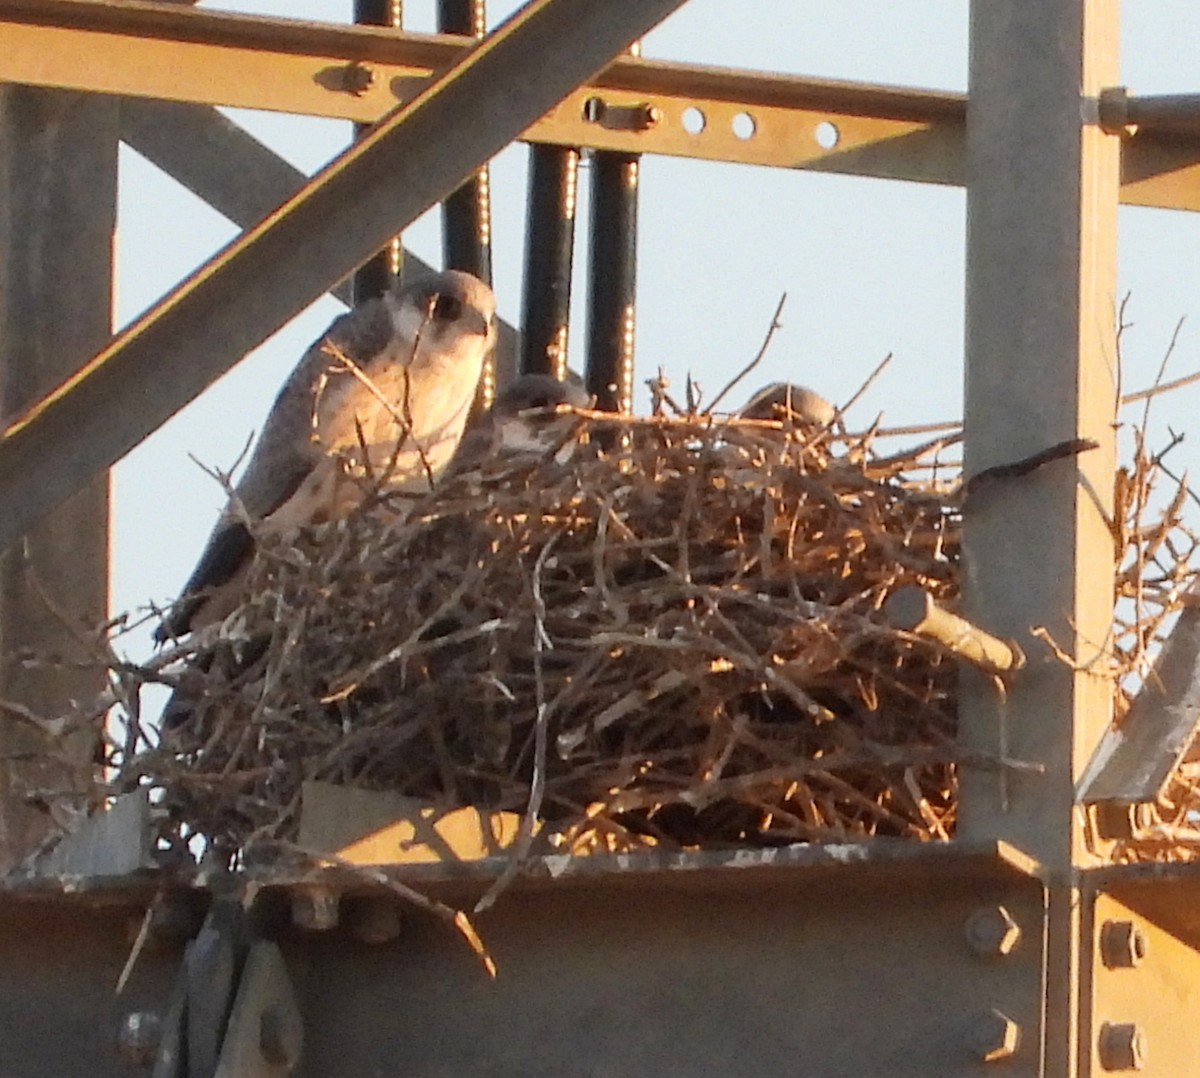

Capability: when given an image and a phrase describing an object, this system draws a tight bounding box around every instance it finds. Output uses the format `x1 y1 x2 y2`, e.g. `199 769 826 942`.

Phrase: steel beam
118 98 357 305
3 0 1200 212
961 0 1120 867
116 97 519 380
0 0 690 552
961 2 1120 1073
0 85 115 870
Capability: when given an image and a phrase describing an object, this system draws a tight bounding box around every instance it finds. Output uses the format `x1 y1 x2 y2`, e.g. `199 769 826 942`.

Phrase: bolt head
1100 920 1147 969
116 1010 162 1066
1099 1022 1145 1071
965 905 1021 957
291 886 340 931
967 1009 1020 1063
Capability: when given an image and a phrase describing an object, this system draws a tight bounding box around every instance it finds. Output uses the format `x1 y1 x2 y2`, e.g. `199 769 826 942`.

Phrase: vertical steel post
352 0 404 304
584 150 639 413
0 87 115 871
962 0 1120 1070
520 144 580 381
584 43 640 413
437 0 498 404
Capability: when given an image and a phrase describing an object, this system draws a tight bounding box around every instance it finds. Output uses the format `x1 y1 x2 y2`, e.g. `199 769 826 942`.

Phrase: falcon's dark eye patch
432 294 463 321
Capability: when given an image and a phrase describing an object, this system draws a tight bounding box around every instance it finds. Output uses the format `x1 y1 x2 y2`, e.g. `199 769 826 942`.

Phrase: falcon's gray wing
156 298 396 641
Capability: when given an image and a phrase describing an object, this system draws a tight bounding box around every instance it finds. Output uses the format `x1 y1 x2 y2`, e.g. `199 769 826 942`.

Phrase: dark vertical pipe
520 145 580 381
438 0 498 406
584 151 639 413
437 1 492 284
352 0 404 304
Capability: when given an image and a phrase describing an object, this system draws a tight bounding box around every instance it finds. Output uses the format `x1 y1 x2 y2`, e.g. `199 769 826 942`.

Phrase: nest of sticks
50 357 1198 869
113 410 976 860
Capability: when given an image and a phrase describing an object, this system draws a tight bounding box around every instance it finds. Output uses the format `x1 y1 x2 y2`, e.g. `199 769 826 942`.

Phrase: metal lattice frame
2 0 1200 1073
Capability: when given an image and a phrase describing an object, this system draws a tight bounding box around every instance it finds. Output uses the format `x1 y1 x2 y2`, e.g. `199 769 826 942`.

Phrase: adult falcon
155 269 496 641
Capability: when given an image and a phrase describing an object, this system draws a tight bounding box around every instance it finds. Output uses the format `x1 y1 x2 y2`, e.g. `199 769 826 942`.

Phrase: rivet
1098 1022 1145 1071
1100 920 1147 969
964 905 1021 957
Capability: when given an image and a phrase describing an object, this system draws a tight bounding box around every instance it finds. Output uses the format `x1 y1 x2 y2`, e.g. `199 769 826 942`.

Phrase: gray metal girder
0 845 1047 1077
116 97 520 382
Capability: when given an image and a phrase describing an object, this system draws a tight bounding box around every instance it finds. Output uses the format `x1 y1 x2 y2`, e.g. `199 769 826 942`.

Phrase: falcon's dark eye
432 294 463 321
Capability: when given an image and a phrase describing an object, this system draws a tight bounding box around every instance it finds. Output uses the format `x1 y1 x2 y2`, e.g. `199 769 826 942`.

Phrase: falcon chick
156 270 496 641
739 382 836 428
447 373 591 476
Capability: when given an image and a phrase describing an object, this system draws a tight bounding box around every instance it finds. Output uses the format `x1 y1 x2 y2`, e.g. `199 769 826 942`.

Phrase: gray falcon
156 269 496 641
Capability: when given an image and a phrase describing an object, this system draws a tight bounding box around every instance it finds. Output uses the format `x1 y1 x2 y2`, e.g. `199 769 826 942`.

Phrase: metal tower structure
2 0 1200 1073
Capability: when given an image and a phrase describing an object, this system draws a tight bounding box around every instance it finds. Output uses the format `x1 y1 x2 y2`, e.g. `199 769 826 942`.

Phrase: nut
1098 1022 1145 1071
291 886 340 931
964 905 1021 957
345 897 402 944
1100 920 1148 969
967 1009 1020 1063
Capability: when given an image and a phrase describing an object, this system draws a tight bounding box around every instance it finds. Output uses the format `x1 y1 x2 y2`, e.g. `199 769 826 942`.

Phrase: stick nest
129 416 967 856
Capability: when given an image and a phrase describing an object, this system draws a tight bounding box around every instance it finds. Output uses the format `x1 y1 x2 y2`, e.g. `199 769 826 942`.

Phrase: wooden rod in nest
884 586 1025 673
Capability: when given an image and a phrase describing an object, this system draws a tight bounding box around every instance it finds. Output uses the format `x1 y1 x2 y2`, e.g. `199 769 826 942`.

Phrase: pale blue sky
112 2 1200 675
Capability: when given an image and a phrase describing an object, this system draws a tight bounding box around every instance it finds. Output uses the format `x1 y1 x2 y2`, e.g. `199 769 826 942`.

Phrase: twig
834 353 893 423
706 293 787 413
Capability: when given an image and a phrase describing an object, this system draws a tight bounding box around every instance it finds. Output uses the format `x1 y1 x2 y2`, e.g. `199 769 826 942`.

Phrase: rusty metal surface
0 84 114 871
0 844 1045 1077
1085 891 1200 1078
0 896 180 1078
0 0 689 553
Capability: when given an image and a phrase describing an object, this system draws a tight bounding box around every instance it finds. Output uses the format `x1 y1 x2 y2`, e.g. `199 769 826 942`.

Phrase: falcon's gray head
739 382 836 428
386 269 496 370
